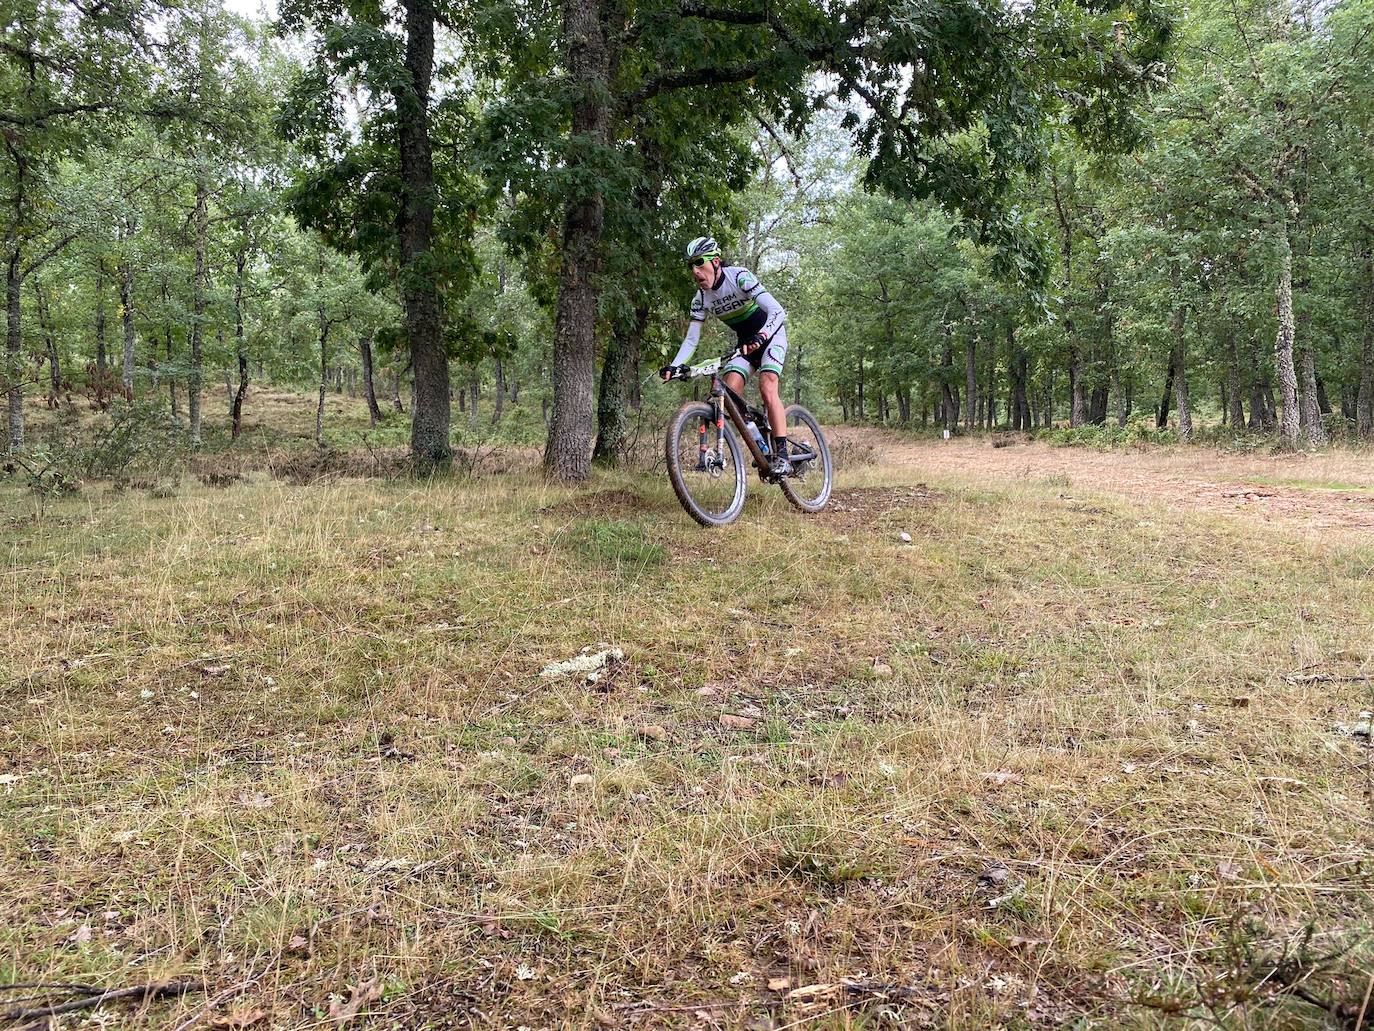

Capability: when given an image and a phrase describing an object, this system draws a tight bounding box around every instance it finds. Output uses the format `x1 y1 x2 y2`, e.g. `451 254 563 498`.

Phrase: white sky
223 0 277 21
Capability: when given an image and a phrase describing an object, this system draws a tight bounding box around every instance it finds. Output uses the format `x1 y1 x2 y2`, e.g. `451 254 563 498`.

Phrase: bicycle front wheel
778 404 833 513
666 401 747 527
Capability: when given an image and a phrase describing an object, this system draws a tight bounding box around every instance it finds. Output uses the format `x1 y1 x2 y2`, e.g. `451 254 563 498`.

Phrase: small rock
1332 721 1372 739
983 771 1023 787
979 861 1012 886
637 724 668 742
767 976 791 991
719 713 757 731
570 774 594 789
872 661 894 678
898 532 912 544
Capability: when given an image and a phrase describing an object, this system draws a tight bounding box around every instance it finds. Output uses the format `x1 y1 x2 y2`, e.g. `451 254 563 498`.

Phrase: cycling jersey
671 266 787 375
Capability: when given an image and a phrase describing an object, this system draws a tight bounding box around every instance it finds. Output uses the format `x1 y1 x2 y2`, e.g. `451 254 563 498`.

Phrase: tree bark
856 353 865 419
543 0 610 480
7 247 24 452
964 334 976 430
94 260 109 406
939 327 959 431
316 323 329 449
1274 220 1300 445
120 257 136 399
492 358 505 423
1355 247 1374 439
1169 263 1191 441
360 332 383 426
231 250 250 440
189 172 208 445
593 302 647 465
396 0 451 470
1157 358 1173 429
33 278 59 408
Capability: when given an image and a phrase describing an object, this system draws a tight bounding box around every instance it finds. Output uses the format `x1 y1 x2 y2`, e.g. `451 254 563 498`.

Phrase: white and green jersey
671 266 787 370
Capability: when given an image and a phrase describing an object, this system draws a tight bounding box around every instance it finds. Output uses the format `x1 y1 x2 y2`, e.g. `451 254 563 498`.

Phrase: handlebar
662 346 745 383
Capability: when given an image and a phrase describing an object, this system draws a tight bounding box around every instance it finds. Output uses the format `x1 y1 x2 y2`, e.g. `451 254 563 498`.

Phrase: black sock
774 436 788 458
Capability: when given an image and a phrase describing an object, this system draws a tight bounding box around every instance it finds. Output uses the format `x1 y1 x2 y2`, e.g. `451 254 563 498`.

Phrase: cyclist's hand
743 333 768 356
659 364 678 382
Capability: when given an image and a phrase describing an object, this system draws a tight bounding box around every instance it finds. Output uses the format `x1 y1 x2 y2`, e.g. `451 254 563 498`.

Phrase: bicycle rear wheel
666 401 747 527
778 404 833 513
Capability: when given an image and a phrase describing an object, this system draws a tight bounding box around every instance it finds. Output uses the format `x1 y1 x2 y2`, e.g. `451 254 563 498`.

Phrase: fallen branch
1286 673 1374 684
4 980 200 1026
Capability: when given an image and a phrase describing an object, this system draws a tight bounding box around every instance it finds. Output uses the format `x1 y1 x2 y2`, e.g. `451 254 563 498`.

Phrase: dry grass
2 421 1373 1030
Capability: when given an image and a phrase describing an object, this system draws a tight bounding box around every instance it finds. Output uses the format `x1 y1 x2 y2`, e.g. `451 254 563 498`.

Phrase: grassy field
3 394 1374 1029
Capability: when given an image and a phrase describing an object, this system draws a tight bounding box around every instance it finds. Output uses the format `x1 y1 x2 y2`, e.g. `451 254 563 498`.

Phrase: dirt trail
838 427 1374 533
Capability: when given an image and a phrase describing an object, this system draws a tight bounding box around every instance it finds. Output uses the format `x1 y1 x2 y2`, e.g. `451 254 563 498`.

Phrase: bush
1034 423 1178 449
5 402 189 495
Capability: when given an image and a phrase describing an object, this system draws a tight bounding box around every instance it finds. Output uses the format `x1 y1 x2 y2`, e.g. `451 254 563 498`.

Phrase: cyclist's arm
754 288 786 340
737 268 786 341
669 293 708 367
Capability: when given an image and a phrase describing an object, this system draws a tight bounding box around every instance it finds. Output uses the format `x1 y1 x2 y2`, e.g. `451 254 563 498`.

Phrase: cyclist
660 236 792 475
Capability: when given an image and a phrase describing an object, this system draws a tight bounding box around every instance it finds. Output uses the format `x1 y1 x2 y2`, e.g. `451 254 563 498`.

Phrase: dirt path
838 427 1374 533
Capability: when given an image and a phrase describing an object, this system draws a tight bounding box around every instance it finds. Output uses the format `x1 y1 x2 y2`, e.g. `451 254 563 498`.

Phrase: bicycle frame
681 351 771 473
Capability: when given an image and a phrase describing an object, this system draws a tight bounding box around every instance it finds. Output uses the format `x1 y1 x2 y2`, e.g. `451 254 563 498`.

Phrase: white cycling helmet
685 236 720 262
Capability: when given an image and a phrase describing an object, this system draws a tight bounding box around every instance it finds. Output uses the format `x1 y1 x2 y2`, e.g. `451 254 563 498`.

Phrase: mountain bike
661 347 833 527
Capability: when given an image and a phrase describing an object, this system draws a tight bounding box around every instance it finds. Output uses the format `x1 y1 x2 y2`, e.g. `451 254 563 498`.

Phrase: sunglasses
688 255 719 268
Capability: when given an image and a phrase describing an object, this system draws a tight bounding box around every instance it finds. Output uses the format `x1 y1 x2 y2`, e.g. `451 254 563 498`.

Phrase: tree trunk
166 329 178 421
94 260 109 407
33 278 59 408
316 323 329 448
594 302 647 465
121 261 137 399
1158 358 1173 429
939 328 959 432
360 332 383 426
1274 220 1300 444
1118 373 1133 428
1300 346 1325 444
964 334 976 430
1169 264 1191 441
1359 248 1373 440
5 145 26 452
1050 172 1084 427
469 378 478 428
189 172 208 446
492 358 504 423
396 0 451 470
6 248 23 452
231 251 250 441
543 0 610 480
856 353 865 419
1009 327 1027 431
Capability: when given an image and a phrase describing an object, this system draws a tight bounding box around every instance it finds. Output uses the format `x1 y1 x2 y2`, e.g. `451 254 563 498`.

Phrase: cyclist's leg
722 370 747 396
757 328 790 443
